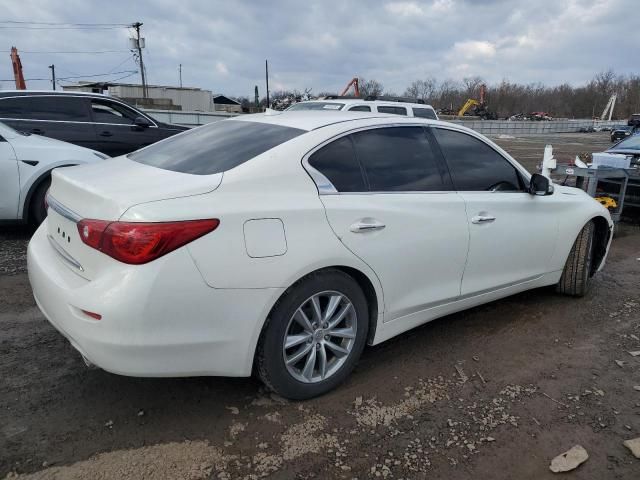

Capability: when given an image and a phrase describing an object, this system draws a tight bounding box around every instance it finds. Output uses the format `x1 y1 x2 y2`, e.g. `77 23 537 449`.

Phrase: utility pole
48 64 56 90
132 22 147 98
265 60 270 109
179 63 182 88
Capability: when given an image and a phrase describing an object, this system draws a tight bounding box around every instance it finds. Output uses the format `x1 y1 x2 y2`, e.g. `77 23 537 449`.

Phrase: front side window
433 128 523 192
91 100 140 125
352 127 446 191
0 96 90 121
129 120 305 175
377 106 407 116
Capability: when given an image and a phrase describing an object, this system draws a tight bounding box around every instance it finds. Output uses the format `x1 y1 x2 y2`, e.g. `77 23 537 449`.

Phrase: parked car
28 111 612 399
0 91 188 157
610 125 634 142
628 113 640 128
0 121 108 225
607 133 640 166
287 97 439 119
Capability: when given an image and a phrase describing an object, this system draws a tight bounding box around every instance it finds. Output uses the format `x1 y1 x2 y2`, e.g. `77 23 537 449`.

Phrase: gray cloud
0 0 635 97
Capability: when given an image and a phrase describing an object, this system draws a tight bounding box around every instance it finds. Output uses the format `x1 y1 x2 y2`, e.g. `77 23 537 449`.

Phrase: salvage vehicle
610 125 634 142
0 91 188 157
287 97 439 119
28 111 613 399
0 121 108 225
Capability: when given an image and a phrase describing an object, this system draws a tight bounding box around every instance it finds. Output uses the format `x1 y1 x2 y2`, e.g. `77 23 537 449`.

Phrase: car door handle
31 128 44 135
349 220 386 233
99 131 113 137
471 215 496 224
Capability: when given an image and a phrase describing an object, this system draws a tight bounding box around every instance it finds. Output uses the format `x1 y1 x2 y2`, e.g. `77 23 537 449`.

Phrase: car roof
229 109 448 132
0 90 107 98
294 99 436 109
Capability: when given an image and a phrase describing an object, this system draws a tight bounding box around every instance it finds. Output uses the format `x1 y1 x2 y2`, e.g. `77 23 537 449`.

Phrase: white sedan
28 111 613 399
0 122 109 224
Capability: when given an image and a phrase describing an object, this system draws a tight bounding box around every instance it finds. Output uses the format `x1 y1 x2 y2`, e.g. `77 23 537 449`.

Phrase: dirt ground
2 132 639 479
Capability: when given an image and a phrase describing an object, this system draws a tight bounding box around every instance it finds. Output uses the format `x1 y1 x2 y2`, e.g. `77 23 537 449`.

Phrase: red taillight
77 219 219 264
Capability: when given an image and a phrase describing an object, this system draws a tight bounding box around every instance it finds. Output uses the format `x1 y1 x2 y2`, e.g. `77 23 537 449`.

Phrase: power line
2 50 130 54
0 26 126 30
0 20 131 26
0 69 137 82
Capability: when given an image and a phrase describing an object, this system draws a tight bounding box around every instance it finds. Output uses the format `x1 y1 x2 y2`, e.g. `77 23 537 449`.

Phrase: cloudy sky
0 0 635 97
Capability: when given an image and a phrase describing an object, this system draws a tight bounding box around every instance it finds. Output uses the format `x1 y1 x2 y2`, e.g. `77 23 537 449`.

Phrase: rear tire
29 177 51 226
256 269 369 400
556 222 595 297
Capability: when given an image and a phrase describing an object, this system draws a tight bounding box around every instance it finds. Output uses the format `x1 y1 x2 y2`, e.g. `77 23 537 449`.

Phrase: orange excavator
10 47 26 89
339 77 359 97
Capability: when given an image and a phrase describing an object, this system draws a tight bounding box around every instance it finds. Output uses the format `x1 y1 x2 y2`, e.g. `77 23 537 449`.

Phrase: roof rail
322 95 360 100
364 95 426 104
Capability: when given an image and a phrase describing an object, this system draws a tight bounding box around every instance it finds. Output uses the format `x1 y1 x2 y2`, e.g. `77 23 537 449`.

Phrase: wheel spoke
318 344 327 379
327 303 352 330
302 346 317 380
293 308 313 333
328 327 355 339
323 295 342 323
324 340 349 358
285 333 311 349
286 343 313 366
310 296 323 323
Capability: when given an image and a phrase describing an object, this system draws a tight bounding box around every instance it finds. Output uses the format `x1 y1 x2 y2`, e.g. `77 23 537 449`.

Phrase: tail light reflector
77 219 219 264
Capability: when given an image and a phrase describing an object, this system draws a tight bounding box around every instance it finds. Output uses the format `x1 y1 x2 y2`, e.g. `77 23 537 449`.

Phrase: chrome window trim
302 122 452 196
0 94 158 127
46 193 83 223
47 235 84 272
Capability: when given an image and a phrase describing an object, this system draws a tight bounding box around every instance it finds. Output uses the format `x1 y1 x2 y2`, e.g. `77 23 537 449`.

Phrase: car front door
0 95 97 149
432 127 558 296
308 126 469 323
89 98 161 156
0 135 19 220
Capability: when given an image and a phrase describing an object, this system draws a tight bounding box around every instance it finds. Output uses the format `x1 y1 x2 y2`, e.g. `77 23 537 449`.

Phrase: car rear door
89 98 162 156
0 95 96 148
309 125 469 323
431 126 558 296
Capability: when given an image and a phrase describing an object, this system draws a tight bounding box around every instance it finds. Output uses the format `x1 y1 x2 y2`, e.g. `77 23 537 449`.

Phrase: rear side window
308 136 366 192
413 107 437 119
348 105 371 112
129 120 305 175
0 96 90 121
352 127 445 191
377 106 407 116
433 128 523 191
91 100 139 124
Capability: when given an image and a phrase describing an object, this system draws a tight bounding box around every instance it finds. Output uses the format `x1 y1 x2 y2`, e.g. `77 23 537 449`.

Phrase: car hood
7 132 107 162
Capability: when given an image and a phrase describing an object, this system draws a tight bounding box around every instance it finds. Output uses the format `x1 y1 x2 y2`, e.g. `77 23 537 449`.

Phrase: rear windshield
287 102 345 111
128 120 305 175
610 134 640 151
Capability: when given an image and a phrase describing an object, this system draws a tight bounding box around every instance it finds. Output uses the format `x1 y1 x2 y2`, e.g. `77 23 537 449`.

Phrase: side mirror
133 116 152 128
529 173 553 196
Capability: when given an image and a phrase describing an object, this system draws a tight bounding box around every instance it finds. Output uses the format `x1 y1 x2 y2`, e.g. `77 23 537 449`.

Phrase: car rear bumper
27 223 283 377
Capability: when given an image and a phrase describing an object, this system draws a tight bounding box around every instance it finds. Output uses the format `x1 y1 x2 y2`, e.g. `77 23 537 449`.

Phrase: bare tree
404 78 437 102
358 77 384 97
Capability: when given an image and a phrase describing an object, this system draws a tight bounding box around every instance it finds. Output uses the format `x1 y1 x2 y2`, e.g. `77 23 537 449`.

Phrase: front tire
29 177 51 226
256 269 369 400
556 222 595 297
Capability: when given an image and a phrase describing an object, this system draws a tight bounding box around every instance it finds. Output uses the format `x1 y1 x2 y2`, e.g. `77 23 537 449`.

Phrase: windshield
128 120 305 175
614 125 631 130
287 102 345 111
0 121 24 138
609 134 640 151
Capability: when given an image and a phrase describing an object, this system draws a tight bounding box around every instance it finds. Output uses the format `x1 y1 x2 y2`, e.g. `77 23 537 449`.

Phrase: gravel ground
1 132 639 479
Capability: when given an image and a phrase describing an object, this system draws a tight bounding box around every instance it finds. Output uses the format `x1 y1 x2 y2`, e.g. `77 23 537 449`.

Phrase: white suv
287 97 438 120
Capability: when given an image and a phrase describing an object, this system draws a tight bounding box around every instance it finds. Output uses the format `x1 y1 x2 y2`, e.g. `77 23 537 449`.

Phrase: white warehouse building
62 82 215 112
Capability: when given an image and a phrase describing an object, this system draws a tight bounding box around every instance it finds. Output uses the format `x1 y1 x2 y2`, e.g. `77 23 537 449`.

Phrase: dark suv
0 91 188 156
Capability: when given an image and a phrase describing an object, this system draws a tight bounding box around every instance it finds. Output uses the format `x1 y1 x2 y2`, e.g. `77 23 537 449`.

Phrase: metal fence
141 109 238 126
141 109 621 134
445 119 619 135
